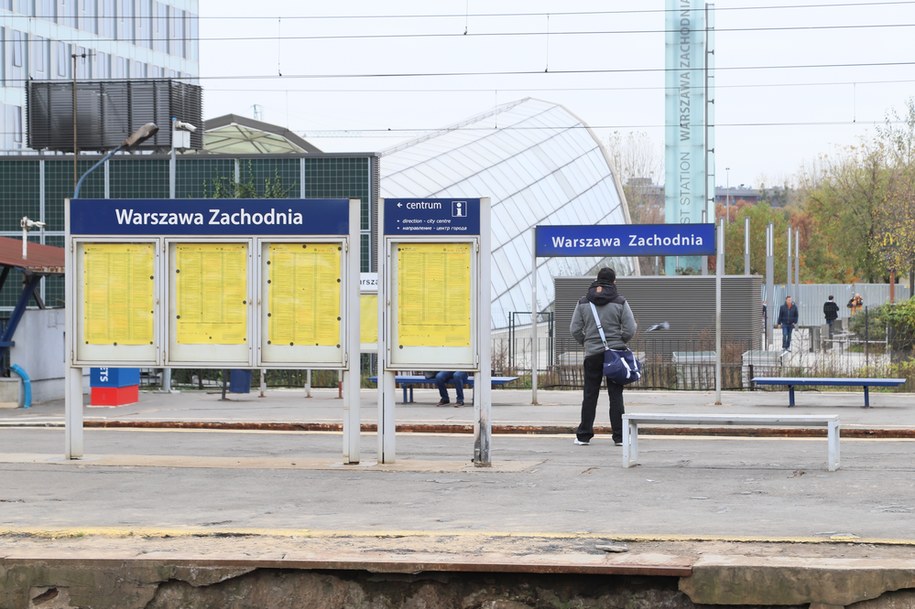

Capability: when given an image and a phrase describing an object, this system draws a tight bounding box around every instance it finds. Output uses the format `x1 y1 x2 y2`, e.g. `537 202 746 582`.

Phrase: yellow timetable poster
175 243 247 344
360 293 378 345
267 243 341 346
83 243 155 345
397 242 471 347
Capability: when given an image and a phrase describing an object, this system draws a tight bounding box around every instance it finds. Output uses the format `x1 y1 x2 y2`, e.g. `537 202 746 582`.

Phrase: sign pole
378 200 396 463
63 198 83 459
342 199 361 464
530 228 538 405
715 218 723 405
475 199 492 466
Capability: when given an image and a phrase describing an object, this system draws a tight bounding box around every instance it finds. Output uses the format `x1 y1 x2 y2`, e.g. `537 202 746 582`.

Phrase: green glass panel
177 157 236 198
109 158 170 198
0 161 40 229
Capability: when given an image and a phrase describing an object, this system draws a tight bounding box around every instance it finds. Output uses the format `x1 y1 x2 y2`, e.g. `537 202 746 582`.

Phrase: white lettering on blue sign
113 207 305 227
628 232 703 247
548 233 705 250
405 201 443 210
550 236 622 248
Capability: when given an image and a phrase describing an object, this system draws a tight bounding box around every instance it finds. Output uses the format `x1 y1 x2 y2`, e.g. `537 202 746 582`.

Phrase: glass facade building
0 0 199 152
380 97 637 330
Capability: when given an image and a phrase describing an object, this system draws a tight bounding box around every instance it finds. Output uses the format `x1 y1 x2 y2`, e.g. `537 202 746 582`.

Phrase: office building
1 0 199 152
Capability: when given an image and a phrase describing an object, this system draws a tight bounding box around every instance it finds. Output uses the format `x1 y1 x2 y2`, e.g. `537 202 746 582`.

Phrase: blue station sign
383 198 481 236
535 223 716 257
69 198 351 235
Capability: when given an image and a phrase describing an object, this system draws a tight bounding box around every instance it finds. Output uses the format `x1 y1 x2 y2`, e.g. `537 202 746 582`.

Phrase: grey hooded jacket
569 281 637 356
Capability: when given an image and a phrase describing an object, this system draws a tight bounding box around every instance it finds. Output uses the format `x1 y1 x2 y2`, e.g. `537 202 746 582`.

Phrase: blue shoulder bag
589 302 642 385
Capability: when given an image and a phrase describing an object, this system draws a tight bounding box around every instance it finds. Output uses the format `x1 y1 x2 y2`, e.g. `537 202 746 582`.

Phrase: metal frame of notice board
377 197 492 466
64 198 361 463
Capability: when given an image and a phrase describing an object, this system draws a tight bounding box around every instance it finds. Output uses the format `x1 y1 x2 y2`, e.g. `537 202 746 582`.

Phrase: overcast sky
198 0 915 189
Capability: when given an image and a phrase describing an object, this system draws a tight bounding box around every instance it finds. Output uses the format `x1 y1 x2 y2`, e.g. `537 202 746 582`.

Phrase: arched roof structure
380 98 637 329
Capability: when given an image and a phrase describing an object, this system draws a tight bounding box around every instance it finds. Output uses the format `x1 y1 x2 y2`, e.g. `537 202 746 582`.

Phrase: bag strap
588 302 610 351
589 301 634 355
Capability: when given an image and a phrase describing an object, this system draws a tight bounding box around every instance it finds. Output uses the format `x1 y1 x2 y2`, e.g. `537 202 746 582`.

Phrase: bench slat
752 377 905 408
622 412 841 471
624 413 836 426
753 377 905 386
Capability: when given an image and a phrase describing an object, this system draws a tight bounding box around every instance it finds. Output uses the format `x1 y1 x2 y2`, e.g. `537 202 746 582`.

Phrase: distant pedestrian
569 267 637 447
847 293 864 316
823 295 839 338
777 295 799 354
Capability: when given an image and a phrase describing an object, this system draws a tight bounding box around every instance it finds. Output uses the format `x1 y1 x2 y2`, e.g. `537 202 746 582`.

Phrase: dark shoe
454 400 464 407
436 399 450 406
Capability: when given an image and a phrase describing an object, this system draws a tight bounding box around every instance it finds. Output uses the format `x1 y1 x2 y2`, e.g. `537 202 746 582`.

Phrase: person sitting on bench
434 371 468 407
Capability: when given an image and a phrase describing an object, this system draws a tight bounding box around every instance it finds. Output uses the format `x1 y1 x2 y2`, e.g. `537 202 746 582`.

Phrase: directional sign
535 223 716 257
383 198 481 235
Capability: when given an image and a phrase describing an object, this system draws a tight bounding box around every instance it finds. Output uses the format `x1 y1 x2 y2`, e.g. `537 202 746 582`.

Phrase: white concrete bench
621 413 841 471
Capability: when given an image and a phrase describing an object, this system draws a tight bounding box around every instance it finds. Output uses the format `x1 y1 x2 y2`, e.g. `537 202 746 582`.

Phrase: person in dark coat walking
823 295 839 338
569 267 637 446
777 295 799 353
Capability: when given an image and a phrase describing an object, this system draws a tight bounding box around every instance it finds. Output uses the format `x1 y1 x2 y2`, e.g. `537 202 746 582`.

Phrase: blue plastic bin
228 369 252 393
90 367 140 388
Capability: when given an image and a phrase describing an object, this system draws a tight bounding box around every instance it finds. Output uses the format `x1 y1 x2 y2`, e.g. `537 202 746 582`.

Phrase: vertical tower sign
665 0 713 274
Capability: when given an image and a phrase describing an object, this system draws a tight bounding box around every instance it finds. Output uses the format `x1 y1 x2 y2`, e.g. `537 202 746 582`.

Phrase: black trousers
576 352 625 443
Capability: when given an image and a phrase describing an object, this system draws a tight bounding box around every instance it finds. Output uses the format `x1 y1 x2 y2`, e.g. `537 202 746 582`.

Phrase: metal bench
368 375 519 403
752 377 905 408
622 413 841 471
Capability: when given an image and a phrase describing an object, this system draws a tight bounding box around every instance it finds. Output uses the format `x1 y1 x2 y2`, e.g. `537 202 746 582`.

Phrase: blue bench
752 377 906 408
368 375 519 403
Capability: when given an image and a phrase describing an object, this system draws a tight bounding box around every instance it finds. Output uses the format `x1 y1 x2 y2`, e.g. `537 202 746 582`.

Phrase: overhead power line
169 60 915 82
191 22 915 44
203 77 915 95
198 1 915 21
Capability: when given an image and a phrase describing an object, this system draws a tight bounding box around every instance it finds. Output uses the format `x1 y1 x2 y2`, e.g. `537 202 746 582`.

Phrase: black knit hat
597 267 616 283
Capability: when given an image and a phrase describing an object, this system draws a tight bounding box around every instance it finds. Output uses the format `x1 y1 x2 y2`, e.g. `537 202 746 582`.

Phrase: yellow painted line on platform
2 527 914 546
0 453 539 472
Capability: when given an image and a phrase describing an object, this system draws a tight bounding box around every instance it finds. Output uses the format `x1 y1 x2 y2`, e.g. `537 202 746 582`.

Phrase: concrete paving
1 385 913 607
3 384 913 430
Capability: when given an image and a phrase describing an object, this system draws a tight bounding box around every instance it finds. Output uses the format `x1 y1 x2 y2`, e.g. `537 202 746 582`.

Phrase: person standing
434 371 468 407
823 295 839 338
569 267 637 447
847 292 864 316
777 295 799 354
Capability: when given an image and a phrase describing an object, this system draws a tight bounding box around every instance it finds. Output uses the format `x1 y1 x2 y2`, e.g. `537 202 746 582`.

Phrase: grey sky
198 0 915 189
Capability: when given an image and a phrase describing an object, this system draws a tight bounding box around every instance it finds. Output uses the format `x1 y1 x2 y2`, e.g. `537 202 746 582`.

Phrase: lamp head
21 216 46 230
173 120 197 133
123 122 159 149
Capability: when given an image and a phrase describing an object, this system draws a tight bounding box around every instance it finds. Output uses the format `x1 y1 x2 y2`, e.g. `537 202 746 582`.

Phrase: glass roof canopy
380 97 636 329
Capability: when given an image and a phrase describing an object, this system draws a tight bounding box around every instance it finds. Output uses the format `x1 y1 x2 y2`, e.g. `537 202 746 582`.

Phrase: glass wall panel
135 0 152 49
78 0 97 34
117 0 133 42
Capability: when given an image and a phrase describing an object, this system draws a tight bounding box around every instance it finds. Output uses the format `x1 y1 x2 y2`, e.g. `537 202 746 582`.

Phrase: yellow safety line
2 527 913 546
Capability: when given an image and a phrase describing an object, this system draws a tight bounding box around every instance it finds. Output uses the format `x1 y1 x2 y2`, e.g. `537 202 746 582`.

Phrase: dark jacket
570 281 637 355
777 302 799 327
823 300 839 322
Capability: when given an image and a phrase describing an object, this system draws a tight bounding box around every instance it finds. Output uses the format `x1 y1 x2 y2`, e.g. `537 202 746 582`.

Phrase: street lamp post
725 167 731 223
67 122 158 460
73 123 159 198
